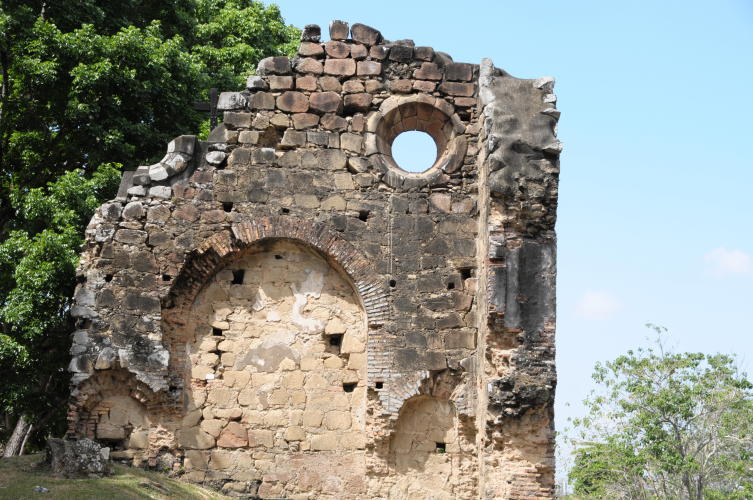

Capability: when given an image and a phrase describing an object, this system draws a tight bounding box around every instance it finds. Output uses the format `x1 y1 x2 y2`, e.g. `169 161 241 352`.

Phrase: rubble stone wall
68 20 561 499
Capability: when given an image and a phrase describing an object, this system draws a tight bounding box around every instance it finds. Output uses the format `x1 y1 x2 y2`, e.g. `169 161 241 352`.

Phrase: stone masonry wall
68 20 561 499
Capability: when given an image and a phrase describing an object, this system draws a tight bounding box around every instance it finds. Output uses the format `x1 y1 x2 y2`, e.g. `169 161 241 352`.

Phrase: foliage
568 325 753 499
0 0 299 448
0 164 120 443
193 0 300 91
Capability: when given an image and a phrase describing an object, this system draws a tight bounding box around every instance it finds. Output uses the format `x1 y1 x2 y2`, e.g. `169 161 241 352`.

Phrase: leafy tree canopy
0 0 299 449
567 325 753 500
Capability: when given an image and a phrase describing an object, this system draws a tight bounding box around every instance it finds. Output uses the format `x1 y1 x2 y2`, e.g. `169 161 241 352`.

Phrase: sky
272 0 753 480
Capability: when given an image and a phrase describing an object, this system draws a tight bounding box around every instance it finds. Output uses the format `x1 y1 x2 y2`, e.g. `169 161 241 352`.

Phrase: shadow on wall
389 395 459 472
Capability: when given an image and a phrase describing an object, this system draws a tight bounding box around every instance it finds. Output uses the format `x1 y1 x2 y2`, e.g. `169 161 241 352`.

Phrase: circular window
367 95 467 189
391 131 438 173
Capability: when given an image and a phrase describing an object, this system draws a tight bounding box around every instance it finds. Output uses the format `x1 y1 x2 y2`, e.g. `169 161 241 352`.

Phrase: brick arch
162 216 388 328
68 368 166 438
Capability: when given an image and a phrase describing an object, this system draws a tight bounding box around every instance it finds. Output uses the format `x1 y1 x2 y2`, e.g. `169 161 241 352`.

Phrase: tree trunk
19 422 33 455
2 415 30 457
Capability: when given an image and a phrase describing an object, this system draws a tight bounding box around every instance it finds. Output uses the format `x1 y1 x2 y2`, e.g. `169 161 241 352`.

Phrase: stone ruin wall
67 20 561 500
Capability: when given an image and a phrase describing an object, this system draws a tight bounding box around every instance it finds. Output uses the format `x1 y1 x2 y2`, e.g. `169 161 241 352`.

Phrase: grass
0 454 232 500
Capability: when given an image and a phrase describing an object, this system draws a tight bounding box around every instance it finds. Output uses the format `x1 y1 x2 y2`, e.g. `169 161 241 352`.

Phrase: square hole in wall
342 383 356 393
231 269 245 285
435 442 446 453
326 334 343 355
212 328 224 336
375 381 384 390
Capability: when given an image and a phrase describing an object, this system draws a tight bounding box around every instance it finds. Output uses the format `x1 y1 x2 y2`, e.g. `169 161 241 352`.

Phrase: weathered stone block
309 92 342 114
324 58 356 76
343 93 372 113
329 20 349 40
294 58 323 75
217 422 248 448
350 44 368 60
298 42 324 57
414 62 443 80
444 62 474 81
389 44 413 62
350 23 382 46
257 56 291 75
356 60 382 76
47 438 111 478
268 75 294 90
325 40 350 58
439 81 476 96
301 24 321 43
276 91 309 113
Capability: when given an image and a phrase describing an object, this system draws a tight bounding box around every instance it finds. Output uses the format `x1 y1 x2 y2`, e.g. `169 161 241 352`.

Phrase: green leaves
567 326 753 498
0 164 118 422
192 0 301 91
0 0 300 448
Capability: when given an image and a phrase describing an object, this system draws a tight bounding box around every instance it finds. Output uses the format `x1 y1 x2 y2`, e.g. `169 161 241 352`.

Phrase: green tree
568 326 753 499
0 0 299 454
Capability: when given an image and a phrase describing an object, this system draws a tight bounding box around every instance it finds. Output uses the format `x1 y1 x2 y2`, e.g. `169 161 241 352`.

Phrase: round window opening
391 131 438 173
370 96 468 188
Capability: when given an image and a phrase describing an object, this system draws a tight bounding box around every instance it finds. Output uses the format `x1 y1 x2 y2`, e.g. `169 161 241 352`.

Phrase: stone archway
164 237 370 498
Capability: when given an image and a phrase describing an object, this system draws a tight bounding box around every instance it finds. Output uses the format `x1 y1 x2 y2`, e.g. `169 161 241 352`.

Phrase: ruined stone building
67 20 561 500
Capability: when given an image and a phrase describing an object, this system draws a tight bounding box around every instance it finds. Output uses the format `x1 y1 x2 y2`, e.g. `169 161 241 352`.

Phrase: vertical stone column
477 59 561 499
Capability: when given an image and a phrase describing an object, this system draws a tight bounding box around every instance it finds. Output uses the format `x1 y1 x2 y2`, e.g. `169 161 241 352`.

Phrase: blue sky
272 0 753 476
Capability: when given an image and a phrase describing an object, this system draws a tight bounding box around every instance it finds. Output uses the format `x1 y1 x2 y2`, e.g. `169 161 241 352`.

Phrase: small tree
568 325 753 499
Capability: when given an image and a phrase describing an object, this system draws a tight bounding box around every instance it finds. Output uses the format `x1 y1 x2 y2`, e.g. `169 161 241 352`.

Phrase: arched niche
385 395 475 500
69 368 156 458
163 238 369 498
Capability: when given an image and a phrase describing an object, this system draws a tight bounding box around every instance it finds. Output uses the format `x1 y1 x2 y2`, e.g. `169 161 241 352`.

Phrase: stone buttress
68 21 561 500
